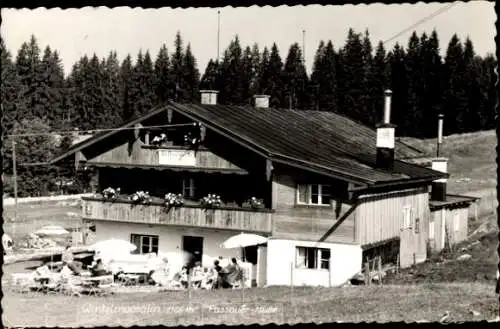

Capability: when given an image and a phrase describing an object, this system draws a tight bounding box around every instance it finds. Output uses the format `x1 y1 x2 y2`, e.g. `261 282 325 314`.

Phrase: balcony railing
81 197 273 233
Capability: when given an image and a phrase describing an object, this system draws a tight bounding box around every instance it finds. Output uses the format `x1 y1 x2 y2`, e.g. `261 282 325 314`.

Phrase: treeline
1 29 496 197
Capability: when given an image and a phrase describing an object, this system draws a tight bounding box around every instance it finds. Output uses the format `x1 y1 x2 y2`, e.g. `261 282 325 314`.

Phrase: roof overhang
84 161 249 175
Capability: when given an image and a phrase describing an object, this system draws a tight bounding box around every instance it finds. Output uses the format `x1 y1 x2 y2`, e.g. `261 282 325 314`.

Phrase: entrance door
182 236 204 264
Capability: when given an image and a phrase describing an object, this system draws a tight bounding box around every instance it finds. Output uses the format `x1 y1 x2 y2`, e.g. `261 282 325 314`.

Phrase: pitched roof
51 101 448 186
168 102 446 185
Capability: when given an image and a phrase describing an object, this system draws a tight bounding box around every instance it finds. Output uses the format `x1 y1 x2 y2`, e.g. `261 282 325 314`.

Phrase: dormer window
297 184 332 206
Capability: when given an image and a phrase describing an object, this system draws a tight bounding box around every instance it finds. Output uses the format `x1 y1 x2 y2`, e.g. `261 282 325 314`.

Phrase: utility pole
12 139 18 221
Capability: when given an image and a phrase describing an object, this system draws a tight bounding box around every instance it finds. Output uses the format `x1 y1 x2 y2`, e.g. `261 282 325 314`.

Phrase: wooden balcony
81 197 273 234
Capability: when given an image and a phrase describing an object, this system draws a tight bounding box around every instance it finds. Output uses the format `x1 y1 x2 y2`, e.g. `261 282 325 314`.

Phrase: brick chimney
200 90 218 105
253 95 270 108
376 90 396 170
431 114 447 201
431 158 448 201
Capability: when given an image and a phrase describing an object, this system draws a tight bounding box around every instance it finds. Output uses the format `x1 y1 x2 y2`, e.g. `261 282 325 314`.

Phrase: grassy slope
2 283 498 326
400 129 496 195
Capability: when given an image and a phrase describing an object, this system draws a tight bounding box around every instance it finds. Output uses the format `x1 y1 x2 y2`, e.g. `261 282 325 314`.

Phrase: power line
382 3 458 45
5 122 197 138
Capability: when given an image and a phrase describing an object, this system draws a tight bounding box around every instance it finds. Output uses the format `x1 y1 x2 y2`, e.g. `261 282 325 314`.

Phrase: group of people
173 257 244 290
61 245 109 277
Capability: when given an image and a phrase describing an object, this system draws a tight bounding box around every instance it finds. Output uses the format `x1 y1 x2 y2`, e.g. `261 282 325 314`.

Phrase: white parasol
88 238 137 254
35 225 70 236
221 233 268 249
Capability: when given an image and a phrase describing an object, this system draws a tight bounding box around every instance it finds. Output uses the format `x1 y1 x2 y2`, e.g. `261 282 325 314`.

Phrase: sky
1 2 495 76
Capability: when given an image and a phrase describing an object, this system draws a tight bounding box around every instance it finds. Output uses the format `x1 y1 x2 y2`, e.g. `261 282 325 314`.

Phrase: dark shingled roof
51 101 448 187
168 102 447 185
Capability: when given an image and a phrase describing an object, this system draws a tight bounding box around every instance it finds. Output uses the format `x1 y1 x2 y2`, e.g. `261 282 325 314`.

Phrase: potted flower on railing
200 194 222 208
243 197 264 210
129 191 152 205
151 133 167 146
102 187 120 201
164 193 184 210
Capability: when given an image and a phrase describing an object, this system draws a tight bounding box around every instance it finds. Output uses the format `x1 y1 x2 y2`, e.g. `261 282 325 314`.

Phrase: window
295 246 330 270
453 213 460 231
297 184 332 206
130 234 159 254
182 178 196 198
402 206 412 230
429 218 435 239
415 218 420 234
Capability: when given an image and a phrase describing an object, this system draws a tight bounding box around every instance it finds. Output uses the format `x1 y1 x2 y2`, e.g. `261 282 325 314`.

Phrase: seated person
224 258 243 288
89 257 109 277
213 260 230 289
190 261 204 287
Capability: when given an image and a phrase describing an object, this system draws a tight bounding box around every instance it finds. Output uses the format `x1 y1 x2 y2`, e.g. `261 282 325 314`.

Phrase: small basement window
297 184 332 206
296 246 330 270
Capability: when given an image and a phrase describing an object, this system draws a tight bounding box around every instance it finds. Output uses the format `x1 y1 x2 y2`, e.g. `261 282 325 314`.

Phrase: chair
61 277 83 297
10 273 36 294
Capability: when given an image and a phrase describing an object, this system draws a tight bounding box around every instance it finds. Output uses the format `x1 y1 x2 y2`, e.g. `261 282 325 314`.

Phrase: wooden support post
364 261 370 285
12 139 18 221
396 253 400 274
378 256 382 285
187 271 192 304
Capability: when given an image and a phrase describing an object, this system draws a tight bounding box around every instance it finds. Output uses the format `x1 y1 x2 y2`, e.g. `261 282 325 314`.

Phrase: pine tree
387 43 408 135
154 44 171 105
219 36 244 105
182 44 200 102
340 29 365 123
101 51 122 126
443 34 468 135
310 40 337 112
4 118 59 197
1 37 25 179
249 43 261 97
119 54 135 121
404 32 424 137
360 30 376 126
283 43 309 110
171 31 185 102
479 54 496 130
420 30 444 138
463 37 482 132
241 46 253 105
40 46 65 129
200 59 220 90
258 46 270 93
1 37 24 137
16 35 46 120
260 43 284 108
371 41 389 124
310 40 326 111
